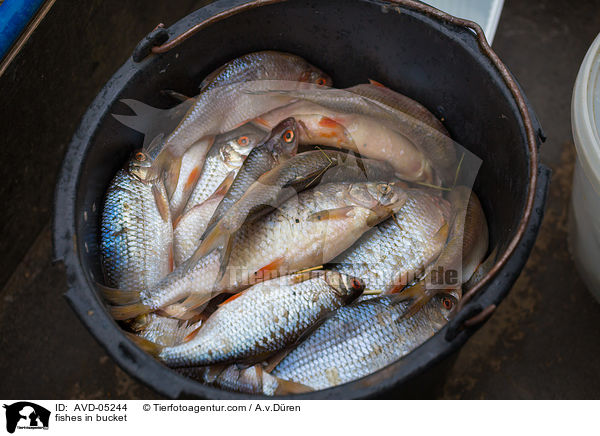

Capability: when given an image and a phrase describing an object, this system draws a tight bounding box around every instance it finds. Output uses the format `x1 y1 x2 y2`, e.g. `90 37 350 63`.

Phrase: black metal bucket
53 0 550 399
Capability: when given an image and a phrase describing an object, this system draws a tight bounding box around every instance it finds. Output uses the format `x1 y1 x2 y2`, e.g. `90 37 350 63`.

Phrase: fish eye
442 296 454 310
135 152 146 162
237 136 249 146
283 129 295 143
316 77 327 86
351 278 363 290
377 184 391 195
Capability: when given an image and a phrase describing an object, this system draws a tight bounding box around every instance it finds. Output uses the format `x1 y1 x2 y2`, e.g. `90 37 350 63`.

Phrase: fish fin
164 155 183 200
217 292 243 307
173 136 215 213
161 89 192 102
163 294 211 319
254 257 285 282
207 171 236 200
182 325 202 343
127 314 152 332
184 166 201 197
289 270 322 284
251 117 272 129
263 348 293 373
97 283 140 305
273 378 314 395
204 364 227 383
434 222 450 243
368 79 388 88
393 281 433 318
110 302 151 320
216 235 235 281
152 184 171 222
306 206 355 222
124 332 163 357
186 223 228 269
168 244 175 271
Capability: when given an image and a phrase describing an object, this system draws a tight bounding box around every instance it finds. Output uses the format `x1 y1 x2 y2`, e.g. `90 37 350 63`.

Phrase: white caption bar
0 400 597 435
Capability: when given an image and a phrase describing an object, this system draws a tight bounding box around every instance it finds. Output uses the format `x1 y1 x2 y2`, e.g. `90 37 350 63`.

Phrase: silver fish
194 149 396 275
99 150 173 291
183 123 267 215
332 189 451 293
257 85 460 183
272 293 458 390
397 186 488 315
172 123 267 265
155 271 364 367
104 181 407 320
199 51 331 93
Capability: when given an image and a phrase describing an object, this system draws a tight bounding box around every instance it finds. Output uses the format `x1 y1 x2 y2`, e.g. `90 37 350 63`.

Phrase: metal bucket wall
53 0 550 399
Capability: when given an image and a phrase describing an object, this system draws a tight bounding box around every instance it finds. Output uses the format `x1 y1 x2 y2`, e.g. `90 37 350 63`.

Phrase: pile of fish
99 51 489 395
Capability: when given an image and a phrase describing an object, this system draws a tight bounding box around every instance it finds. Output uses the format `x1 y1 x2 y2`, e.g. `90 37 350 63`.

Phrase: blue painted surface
0 0 46 59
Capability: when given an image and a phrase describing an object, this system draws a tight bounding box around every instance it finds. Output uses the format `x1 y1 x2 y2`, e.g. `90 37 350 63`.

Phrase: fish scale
272 294 454 390
158 271 363 367
100 167 172 291
332 189 451 292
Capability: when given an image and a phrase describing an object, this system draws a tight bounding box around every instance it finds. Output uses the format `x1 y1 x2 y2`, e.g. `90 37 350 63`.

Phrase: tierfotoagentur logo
3 402 50 433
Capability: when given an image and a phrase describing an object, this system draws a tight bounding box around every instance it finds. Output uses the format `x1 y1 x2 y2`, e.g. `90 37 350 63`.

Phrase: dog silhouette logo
3 402 50 433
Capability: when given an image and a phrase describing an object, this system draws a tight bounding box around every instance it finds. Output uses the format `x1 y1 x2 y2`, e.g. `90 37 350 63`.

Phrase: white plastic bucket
570 32 600 301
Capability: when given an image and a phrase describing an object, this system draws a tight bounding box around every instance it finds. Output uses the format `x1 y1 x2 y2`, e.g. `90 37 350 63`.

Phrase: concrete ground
1 0 599 399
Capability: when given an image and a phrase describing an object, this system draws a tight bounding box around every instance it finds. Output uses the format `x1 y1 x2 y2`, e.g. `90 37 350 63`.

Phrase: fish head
218 123 269 168
346 182 408 225
433 289 461 322
265 117 299 163
298 68 333 87
221 123 268 155
323 271 365 302
127 150 155 182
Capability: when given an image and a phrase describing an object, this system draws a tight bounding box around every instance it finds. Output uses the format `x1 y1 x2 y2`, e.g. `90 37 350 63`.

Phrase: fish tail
125 332 163 357
110 302 151 321
96 283 141 305
273 377 314 395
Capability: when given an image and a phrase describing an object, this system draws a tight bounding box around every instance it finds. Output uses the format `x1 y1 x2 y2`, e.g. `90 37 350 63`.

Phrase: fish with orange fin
254 84 461 184
99 150 173 292
394 186 489 317
127 271 364 367
194 149 396 278
102 180 408 320
331 188 452 294
172 123 268 265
